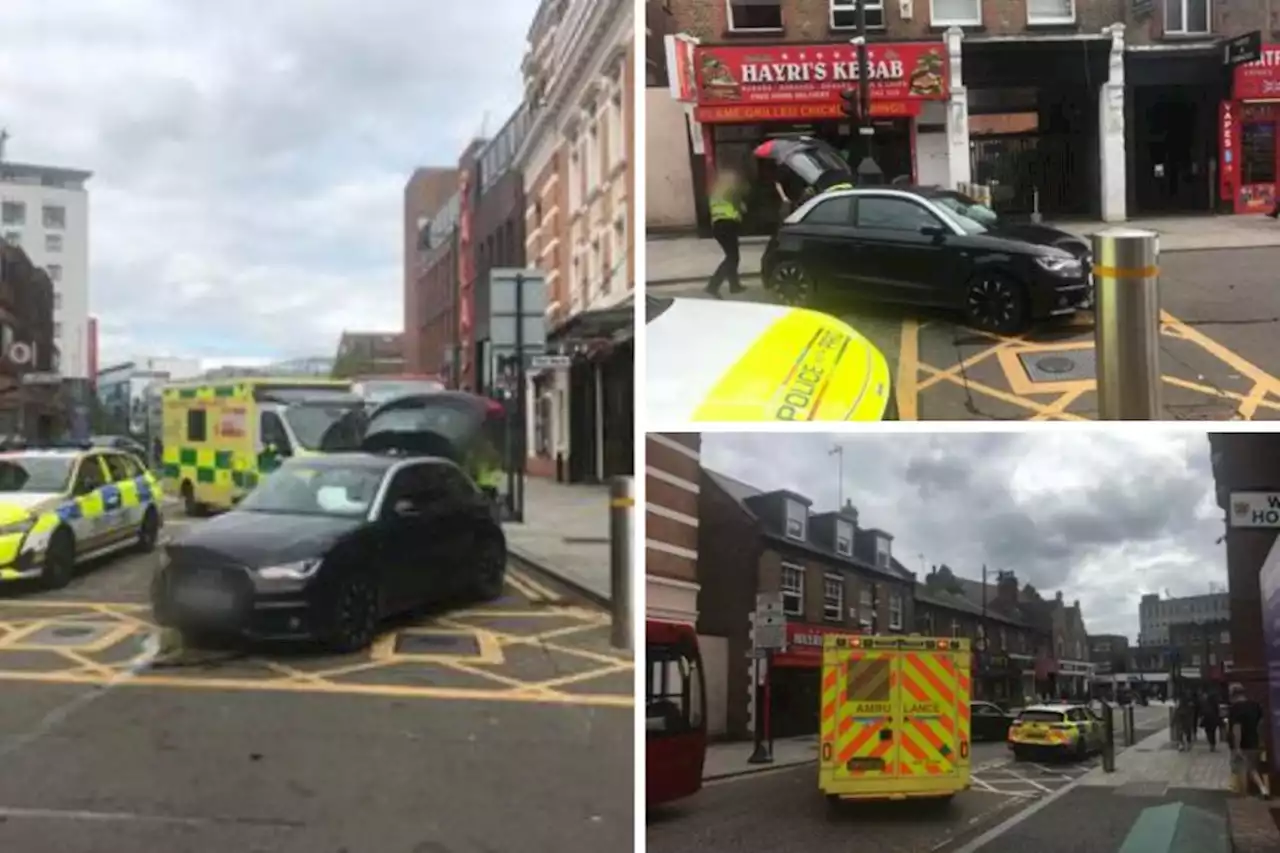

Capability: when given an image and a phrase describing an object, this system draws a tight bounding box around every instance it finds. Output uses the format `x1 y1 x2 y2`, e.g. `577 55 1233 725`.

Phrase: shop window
857 196 944 232
781 563 804 616
1241 120 1275 185
931 0 982 25
1027 0 1073 23
726 0 782 31
830 0 884 29
784 498 806 540
1164 0 1210 34
802 196 854 226
823 574 843 621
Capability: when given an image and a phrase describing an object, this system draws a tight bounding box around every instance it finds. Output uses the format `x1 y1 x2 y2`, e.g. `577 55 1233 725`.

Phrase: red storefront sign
774 622 860 667
1233 45 1280 100
693 42 948 124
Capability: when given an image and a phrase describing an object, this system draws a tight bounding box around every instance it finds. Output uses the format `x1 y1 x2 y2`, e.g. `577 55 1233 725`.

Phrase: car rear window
1018 710 1066 723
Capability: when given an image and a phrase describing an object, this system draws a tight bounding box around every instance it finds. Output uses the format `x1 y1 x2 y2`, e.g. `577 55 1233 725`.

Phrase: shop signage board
693 42 948 122
1229 492 1280 528
1232 44 1280 99
1224 31 1263 68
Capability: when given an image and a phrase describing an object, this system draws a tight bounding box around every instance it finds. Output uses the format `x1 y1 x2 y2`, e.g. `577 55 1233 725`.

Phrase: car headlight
1034 254 1083 277
259 558 322 580
0 517 35 537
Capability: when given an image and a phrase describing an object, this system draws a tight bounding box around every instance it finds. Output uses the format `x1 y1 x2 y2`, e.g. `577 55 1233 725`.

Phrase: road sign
1224 31 1262 67
530 354 571 370
1229 492 1280 528
756 592 784 617
754 622 787 650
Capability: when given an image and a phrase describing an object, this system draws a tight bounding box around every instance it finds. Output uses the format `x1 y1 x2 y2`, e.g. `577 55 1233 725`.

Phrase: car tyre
1012 747 1027 762
964 272 1029 334
136 507 160 553
771 260 815 308
473 536 507 602
327 574 379 654
41 528 76 590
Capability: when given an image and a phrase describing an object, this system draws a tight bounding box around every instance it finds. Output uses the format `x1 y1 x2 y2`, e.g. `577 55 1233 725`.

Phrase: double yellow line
506 566 561 603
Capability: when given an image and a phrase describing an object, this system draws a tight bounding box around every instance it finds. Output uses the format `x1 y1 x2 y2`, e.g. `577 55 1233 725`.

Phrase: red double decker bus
646 619 708 807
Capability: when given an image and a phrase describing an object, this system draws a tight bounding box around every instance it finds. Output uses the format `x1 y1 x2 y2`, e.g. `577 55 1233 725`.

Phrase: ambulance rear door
895 637 970 790
821 634 901 789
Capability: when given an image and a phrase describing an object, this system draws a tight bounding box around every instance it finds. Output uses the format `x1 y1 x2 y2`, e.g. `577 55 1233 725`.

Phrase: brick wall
403 168 457 374
758 547 914 632
647 433 701 587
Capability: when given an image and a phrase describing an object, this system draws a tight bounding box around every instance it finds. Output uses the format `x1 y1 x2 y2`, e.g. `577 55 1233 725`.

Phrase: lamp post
844 0 882 185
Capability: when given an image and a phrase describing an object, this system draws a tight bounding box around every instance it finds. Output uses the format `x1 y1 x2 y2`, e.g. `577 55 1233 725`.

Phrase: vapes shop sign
1230 492 1280 528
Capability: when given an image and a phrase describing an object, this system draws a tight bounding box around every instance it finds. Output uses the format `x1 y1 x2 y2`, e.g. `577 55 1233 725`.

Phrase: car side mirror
920 224 946 238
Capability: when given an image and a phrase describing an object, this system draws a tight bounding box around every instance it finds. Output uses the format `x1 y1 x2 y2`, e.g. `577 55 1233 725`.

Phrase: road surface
0 514 633 853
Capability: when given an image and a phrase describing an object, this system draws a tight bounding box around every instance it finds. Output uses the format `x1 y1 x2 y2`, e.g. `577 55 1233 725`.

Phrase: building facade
647 432 702 627
0 159 91 379
0 243 59 438
1138 590 1231 646
519 0 635 484
697 469 916 739
332 331 405 378
95 356 202 438
416 192 462 383
1088 633 1131 676
403 168 459 375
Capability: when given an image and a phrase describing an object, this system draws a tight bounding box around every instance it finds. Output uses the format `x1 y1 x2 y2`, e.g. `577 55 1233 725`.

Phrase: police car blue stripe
56 502 81 521
135 475 152 503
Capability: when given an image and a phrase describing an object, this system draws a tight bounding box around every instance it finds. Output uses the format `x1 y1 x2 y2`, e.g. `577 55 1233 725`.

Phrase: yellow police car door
68 454 113 550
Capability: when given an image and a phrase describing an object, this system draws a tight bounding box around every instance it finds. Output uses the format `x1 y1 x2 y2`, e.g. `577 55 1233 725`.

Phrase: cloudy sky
701 430 1226 639
0 0 535 365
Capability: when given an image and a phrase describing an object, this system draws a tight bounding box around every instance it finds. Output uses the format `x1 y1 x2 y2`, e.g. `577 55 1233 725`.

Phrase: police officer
706 167 748 299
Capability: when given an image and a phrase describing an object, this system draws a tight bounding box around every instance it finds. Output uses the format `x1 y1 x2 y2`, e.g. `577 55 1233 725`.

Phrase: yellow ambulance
818 634 972 803
159 377 364 514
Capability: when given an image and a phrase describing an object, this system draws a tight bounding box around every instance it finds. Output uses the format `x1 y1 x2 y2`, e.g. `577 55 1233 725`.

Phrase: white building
96 356 202 437
0 159 92 379
518 0 635 484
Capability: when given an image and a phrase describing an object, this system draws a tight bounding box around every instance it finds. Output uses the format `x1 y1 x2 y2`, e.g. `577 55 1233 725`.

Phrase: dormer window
875 535 890 568
835 520 854 557
785 499 806 540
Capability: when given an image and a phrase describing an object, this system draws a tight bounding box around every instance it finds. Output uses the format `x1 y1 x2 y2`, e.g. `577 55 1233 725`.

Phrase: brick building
650 0 1278 233
1088 633 1131 675
519 0 634 484
0 243 60 438
403 168 458 375
646 433 702 627
415 190 462 383
332 331 405 378
695 470 915 739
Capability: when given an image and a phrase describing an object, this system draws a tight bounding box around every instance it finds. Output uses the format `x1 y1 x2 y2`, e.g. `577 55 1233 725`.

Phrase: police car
0 443 163 588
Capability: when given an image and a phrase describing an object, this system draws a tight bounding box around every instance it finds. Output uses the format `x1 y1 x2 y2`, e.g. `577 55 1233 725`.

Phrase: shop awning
548 295 634 346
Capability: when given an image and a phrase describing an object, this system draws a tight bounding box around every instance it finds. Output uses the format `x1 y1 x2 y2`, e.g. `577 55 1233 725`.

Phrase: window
831 0 885 28
931 0 982 25
950 618 962 638
2 231 19 247
103 454 132 482
45 233 62 252
647 645 703 734
42 205 66 229
999 628 1007 650
835 520 854 557
1221 630 1230 643
875 535 890 569
186 409 208 442
889 593 903 630
1027 0 1073 23
73 456 107 494
781 563 804 615
261 412 294 456
920 611 934 634
47 264 61 282
823 574 843 621
727 0 782 31
118 454 144 478
53 292 61 310
784 499 806 540
857 196 944 232
1 201 24 226
52 322 61 338
1164 0 1210 34
803 196 854 226
858 586 873 629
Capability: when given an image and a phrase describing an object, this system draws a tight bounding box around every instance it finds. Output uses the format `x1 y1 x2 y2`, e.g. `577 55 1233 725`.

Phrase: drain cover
51 625 97 639
393 632 481 658
1019 348 1097 382
18 621 121 648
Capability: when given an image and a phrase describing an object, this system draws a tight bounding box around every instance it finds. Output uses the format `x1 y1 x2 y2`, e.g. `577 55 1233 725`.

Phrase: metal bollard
608 476 634 651
1169 706 1177 745
1091 228 1162 420
1126 705 1136 746
1102 701 1116 773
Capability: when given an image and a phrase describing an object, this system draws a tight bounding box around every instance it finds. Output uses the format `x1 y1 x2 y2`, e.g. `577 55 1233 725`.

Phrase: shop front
1222 47 1280 214
975 651 1025 705
690 41 951 235
759 622 854 739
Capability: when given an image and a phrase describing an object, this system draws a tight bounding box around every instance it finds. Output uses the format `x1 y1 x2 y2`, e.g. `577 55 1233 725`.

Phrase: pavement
503 477 613 606
0 513 633 853
647 223 1280 421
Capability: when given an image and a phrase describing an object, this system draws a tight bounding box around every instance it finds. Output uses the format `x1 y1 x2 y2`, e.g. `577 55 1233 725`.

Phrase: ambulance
818 634 972 803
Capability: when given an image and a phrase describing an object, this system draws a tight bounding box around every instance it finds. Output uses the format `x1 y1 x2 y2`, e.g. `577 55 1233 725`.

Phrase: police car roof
1022 704 1079 713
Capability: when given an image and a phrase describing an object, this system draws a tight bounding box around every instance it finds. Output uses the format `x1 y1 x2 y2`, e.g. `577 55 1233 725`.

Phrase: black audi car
151 446 506 652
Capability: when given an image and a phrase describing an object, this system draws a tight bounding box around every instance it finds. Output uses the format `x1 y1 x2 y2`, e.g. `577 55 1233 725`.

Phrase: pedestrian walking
1200 692 1222 752
1176 694 1197 751
705 167 748 299
1228 683 1270 798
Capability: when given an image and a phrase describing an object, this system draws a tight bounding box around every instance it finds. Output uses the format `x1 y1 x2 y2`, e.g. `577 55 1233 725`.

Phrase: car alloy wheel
41 530 76 590
772 261 813 307
965 275 1023 333
330 576 379 653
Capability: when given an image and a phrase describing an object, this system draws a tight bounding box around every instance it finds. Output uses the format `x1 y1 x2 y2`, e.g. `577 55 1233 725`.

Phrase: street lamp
848 1 883 186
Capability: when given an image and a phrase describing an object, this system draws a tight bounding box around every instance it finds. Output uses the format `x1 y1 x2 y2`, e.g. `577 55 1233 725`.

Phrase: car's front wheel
770 260 815 308
41 528 76 589
963 271 1029 334
473 536 507 602
326 574 380 653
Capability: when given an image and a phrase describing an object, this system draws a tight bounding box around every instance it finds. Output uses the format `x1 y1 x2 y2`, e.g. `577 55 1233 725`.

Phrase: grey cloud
700 430 1224 638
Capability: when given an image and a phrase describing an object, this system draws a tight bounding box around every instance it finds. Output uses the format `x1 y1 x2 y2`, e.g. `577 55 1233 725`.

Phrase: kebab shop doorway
710 119 915 236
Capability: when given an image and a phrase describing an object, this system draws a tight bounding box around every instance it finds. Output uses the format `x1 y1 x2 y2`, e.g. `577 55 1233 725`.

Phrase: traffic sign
756 592 784 617
1224 31 1262 67
754 622 787 650
1229 492 1280 528
530 354 571 370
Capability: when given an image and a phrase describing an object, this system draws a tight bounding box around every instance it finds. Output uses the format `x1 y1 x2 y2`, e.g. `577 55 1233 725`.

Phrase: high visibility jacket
826 182 854 192
709 182 745 223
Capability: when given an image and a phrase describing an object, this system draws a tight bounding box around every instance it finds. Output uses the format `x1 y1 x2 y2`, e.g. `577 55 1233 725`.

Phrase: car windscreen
1017 710 1067 724
238 462 385 517
931 191 998 234
283 403 366 451
0 456 75 493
